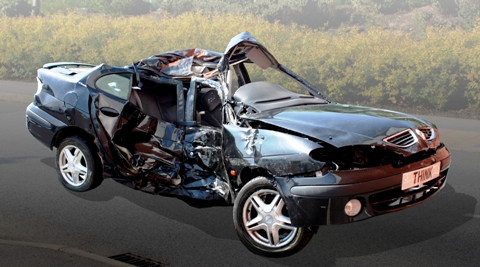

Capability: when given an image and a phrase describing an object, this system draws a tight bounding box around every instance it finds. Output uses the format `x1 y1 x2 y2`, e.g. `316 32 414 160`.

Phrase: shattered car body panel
223 125 324 178
27 31 451 256
136 48 223 79
88 71 232 201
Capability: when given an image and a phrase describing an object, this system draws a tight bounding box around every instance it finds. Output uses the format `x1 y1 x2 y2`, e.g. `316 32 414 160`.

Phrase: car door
181 79 234 203
89 70 184 185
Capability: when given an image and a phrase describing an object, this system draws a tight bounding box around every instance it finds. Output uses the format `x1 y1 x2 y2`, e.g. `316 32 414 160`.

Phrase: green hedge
1 12 479 109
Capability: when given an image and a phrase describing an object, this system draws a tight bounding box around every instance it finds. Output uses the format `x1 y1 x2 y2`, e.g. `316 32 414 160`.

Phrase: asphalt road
1 80 479 266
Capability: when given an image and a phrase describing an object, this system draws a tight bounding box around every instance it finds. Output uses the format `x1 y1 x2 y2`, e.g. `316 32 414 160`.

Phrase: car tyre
55 136 102 192
233 177 314 257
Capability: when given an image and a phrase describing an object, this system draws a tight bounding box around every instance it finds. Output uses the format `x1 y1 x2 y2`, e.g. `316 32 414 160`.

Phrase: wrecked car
26 32 451 257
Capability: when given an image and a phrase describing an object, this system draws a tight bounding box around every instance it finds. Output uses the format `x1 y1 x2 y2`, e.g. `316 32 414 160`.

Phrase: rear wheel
55 136 102 192
233 177 313 257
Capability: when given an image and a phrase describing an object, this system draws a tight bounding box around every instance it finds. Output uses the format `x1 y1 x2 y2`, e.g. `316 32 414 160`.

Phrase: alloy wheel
242 189 298 248
58 145 88 187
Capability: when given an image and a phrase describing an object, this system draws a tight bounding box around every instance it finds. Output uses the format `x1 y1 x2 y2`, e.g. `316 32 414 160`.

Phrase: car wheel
233 177 313 257
55 136 102 192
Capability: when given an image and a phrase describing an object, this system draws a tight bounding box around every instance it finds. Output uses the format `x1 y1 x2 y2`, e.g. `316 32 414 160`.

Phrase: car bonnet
246 104 434 148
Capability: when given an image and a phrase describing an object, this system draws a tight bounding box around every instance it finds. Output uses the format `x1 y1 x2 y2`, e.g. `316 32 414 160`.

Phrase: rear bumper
26 102 66 149
276 145 451 227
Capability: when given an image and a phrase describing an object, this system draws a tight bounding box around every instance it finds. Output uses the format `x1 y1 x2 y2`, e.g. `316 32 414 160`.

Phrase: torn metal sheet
223 125 324 177
135 48 223 78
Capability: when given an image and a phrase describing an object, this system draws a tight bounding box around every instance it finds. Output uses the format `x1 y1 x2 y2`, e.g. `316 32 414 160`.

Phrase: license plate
402 162 441 190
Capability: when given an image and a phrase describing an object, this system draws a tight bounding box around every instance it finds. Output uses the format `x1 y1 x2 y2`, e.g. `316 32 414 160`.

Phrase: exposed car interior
129 80 178 123
196 89 222 127
127 76 223 128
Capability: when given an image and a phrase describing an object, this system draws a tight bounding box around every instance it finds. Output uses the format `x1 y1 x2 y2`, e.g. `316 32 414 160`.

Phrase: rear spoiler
43 62 96 69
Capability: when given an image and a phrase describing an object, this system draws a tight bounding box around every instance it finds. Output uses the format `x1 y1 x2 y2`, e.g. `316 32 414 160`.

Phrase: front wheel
233 177 314 257
55 136 102 192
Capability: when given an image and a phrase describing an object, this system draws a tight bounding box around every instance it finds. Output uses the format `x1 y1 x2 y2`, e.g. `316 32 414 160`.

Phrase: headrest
197 90 221 112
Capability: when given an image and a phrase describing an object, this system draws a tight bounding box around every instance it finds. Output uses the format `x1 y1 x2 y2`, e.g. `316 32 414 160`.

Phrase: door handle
100 107 119 117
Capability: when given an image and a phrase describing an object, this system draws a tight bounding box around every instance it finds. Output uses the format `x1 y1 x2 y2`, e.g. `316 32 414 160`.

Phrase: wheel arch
51 126 96 150
55 131 104 191
232 175 315 257
238 166 274 189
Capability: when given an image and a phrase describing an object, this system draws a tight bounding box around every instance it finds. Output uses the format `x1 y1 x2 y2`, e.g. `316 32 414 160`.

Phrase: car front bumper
275 145 451 227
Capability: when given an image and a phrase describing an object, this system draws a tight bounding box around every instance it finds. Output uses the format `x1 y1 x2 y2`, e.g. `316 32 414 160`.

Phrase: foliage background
2 0 479 29
1 12 479 110
0 1 479 111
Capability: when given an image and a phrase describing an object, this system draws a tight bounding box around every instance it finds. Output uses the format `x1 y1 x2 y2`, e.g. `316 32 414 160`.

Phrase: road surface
1 80 479 266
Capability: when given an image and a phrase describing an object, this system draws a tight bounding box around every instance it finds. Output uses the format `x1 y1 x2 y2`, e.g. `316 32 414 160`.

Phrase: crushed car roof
135 48 223 78
134 31 278 78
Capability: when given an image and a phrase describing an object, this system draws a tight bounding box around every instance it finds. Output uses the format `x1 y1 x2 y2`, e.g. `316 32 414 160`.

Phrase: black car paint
26 32 451 229
275 144 450 226
223 125 325 177
248 104 435 150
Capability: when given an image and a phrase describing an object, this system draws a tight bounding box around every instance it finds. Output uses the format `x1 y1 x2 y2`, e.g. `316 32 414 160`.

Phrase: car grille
383 129 417 148
368 170 447 213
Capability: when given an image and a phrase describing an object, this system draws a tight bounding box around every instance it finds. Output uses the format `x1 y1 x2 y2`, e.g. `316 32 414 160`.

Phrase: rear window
95 73 132 100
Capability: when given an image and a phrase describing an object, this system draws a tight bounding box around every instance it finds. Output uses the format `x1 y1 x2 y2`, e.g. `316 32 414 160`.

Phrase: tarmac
2 79 480 266
0 80 133 267
0 239 132 267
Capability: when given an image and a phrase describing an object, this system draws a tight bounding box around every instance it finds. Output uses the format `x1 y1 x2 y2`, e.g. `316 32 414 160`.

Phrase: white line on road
0 239 133 267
